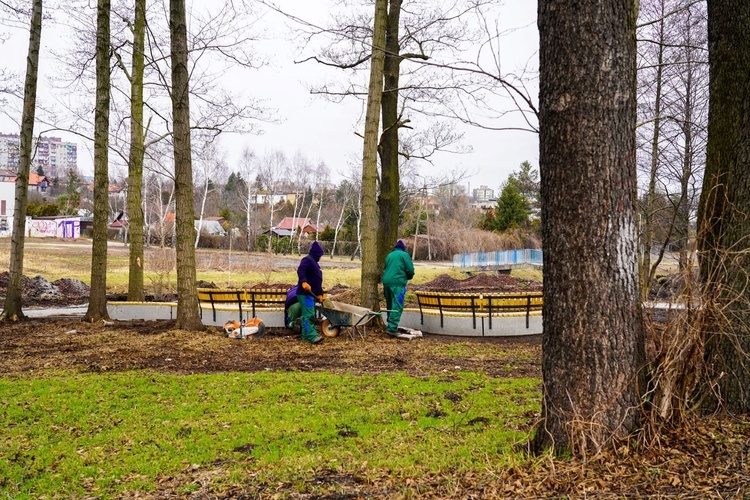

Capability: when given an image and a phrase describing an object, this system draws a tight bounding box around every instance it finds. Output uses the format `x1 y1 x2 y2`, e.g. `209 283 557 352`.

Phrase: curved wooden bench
197 288 288 322
414 291 543 331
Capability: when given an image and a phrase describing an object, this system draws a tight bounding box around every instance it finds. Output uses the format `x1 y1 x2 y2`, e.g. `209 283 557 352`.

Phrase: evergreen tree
63 169 81 215
507 161 540 211
492 183 530 231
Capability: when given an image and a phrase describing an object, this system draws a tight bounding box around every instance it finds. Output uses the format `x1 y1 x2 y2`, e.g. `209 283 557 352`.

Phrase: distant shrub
401 221 541 260
197 234 224 249
318 225 335 241
27 202 60 217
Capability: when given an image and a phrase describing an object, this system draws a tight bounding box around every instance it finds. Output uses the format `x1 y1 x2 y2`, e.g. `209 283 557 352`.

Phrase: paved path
13 305 88 319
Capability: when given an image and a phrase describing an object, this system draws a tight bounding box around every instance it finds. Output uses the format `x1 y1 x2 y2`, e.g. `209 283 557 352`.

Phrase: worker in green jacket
382 240 415 336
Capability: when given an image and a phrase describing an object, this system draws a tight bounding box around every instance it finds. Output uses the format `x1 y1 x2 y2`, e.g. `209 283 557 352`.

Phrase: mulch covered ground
1 272 749 497
0 318 541 378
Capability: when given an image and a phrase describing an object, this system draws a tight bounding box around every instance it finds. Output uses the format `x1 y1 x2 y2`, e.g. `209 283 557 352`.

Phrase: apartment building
0 133 77 179
472 185 495 202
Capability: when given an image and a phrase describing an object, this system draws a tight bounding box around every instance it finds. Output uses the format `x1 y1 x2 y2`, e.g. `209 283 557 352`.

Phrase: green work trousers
286 302 302 328
383 285 406 333
297 294 318 342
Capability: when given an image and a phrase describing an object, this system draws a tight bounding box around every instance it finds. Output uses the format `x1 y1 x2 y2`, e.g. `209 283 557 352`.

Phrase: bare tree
532 0 645 455
169 0 202 330
82 0 112 323
46 0 272 301
1 0 42 323
376 0 405 274
637 0 671 300
144 164 174 248
314 160 330 240
359 0 388 310
665 3 707 274
636 0 708 299
258 150 286 252
237 145 258 251
289 151 311 253
125 0 147 302
193 138 224 247
294 0 484 270
330 177 358 258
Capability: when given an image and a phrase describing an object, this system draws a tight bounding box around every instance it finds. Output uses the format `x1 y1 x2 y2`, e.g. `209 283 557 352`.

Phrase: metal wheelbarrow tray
318 300 382 339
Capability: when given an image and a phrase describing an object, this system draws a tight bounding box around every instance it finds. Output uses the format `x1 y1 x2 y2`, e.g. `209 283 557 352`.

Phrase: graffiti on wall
27 218 81 238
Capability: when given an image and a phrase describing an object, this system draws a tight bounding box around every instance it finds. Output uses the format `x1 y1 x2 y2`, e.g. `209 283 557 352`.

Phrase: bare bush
146 247 175 300
255 252 276 285
641 247 750 443
643 263 704 430
403 222 541 260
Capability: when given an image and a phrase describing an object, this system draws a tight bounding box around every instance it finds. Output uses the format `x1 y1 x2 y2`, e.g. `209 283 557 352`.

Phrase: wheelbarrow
318 300 383 340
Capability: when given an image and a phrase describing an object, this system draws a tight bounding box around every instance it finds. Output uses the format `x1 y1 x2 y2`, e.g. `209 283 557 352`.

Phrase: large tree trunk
532 0 645 455
1 0 42 323
127 0 146 302
359 0 388 310
83 0 111 323
170 0 203 331
697 0 750 413
376 0 403 278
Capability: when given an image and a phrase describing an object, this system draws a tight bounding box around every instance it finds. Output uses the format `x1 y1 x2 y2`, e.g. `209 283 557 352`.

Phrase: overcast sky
0 0 539 195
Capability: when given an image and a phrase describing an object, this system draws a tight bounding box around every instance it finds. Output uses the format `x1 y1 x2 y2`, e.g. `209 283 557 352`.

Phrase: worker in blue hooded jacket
296 241 326 344
382 240 415 335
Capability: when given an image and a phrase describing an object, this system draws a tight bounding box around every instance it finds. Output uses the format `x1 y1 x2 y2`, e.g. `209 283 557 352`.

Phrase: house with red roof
27 172 49 193
4 171 49 193
274 217 318 233
269 217 320 238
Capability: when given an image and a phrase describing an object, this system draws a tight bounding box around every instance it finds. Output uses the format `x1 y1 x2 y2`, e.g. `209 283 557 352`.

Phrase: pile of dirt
414 273 543 293
322 274 543 308
328 287 361 306
0 272 90 307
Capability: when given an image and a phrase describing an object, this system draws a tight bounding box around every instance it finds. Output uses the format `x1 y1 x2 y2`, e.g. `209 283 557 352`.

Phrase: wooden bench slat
197 288 288 322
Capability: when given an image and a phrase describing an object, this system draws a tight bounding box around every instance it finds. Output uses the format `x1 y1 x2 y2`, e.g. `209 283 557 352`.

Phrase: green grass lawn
0 371 539 498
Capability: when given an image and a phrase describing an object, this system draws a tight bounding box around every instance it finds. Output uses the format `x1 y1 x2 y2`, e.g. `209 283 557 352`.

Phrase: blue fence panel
452 249 543 268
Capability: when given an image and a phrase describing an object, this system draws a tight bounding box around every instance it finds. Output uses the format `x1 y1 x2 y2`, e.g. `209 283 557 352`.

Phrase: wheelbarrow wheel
321 319 341 338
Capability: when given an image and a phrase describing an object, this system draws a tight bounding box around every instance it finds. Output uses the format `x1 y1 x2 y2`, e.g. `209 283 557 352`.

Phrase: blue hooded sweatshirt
297 241 324 296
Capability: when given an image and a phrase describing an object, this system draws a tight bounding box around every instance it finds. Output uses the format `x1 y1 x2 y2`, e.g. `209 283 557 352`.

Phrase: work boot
311 335 324 344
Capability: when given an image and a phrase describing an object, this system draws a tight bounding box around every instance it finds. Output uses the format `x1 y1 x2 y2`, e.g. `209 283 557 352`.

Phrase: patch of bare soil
0 318 540 378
